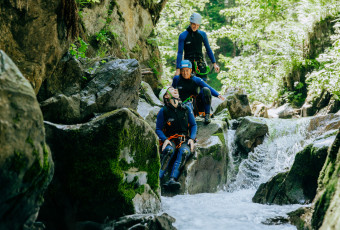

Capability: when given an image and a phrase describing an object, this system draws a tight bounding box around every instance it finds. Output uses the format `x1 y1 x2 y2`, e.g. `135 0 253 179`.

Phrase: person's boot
164 178 181 190
204 114 211 124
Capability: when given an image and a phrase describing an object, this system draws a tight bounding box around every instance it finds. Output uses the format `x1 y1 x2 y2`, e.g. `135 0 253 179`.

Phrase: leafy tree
157 0 340 104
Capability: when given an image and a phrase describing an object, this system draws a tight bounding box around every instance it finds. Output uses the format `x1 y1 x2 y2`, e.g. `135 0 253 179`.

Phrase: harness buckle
178 135 186 142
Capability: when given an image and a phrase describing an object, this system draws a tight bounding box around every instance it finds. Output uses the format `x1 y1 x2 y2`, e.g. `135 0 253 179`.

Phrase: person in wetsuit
156 86 197 190
175 12 220 81
172 60 225 124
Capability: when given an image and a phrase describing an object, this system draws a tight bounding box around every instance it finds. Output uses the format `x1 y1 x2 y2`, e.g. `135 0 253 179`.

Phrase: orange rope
167 134 186 149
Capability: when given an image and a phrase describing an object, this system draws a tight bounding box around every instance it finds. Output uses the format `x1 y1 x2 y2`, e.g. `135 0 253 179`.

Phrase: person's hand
188 139 195 152
162 139 172 151
218 95 225 101
213 63 220 73
175 69 180 76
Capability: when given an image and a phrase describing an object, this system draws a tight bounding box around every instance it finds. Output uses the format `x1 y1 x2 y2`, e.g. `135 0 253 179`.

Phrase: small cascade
227 117 313 191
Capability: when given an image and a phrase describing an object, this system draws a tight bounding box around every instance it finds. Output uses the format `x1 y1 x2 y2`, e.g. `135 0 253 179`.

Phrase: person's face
181 68 192 79
165 87 179 99
190 22 200 32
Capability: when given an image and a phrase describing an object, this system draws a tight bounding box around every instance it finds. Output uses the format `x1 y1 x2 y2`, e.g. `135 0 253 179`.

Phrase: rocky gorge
1 0 340 230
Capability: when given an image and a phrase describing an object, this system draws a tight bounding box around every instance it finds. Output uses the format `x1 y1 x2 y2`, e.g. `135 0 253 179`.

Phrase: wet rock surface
140 81 163 107
39 108 160 230
107 213 177 230
212 88 252 119
0 51 54 230
310 130 340 229
40 59 141 124
253 131 336 205
268 103 297 119
235 117 269 155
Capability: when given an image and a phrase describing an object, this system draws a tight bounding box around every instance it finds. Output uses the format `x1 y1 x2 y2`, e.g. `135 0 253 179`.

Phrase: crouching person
156 86 197 190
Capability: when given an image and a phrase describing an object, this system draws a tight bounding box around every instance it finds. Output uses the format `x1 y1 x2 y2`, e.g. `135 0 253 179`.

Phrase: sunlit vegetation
157 0 340 104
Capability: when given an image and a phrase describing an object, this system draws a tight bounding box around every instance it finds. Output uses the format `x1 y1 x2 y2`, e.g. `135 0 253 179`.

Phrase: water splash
227 117 313 191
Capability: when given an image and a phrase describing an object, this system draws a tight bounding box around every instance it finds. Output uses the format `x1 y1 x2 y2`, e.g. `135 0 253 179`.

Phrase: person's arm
176 32 187 71
201 31 216 64
193 76 220 97
155 108 167 142
201 31 220 72
187 106 197 152
187 106 197 140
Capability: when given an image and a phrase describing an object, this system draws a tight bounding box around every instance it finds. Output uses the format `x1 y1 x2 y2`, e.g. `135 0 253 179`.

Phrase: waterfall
161 117 321 230
227 117 313 191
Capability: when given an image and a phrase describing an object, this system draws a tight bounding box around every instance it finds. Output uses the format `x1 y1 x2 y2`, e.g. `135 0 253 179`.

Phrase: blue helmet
190 13 202 25
180 60 192 69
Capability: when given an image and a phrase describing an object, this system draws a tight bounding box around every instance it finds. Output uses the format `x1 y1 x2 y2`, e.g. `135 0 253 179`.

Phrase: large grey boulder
301 89 332 117
252 130 337 205
0 51 54 229
40 59 141 124
140 81 163 107
224 88 252 119
39 108 160 230
137 98 161 130
37 54 85 101
235 117 269 155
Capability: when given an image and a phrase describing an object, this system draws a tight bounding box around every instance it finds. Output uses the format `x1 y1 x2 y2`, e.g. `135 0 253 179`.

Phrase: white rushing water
162 118 313 230
162 189 303 230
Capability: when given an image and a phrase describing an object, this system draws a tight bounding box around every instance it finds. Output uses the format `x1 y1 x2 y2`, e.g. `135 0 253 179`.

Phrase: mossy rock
311 131 340 229
0 50 54 230
39 108 160 228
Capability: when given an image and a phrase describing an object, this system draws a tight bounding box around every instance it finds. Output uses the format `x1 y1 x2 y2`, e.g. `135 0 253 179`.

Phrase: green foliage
158 0 340 102
76 0 100 7
307 20 340 100
69 37 89 59
156 0 209 81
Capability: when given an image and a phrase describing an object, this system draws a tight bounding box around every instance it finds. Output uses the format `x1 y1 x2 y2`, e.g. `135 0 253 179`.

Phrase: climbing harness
167 134 187 149
194 60 210 75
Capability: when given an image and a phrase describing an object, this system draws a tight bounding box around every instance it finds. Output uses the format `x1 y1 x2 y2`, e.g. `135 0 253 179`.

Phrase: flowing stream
162 118 314 230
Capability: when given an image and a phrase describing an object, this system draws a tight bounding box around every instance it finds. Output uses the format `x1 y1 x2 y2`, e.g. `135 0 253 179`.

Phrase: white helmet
159 86 172 103
190 13 202 25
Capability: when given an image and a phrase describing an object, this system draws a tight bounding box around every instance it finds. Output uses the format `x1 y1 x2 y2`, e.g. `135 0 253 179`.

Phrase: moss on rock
41 108 160 224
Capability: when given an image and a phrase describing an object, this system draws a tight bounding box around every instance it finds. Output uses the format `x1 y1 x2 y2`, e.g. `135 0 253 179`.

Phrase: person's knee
202 87 211 96
180 146 190 158
202 87 212 104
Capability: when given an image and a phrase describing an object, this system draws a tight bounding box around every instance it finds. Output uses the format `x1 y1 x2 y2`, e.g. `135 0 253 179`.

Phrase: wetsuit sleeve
201 31 216 64
155 108 167 142
176 32 186 69
172 75 180 88
193 76 220 97
186 105 197 140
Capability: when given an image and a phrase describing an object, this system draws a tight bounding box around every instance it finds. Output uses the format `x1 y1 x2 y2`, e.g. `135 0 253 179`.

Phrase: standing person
172 60 225 124
175 12 220 81
156 86 197 190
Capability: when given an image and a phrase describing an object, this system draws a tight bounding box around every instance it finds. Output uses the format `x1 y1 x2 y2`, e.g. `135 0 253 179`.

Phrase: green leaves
69 37 89 59
156 0 340 103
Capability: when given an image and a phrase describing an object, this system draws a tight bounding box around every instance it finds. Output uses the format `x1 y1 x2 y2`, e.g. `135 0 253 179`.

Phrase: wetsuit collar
186 25 196 33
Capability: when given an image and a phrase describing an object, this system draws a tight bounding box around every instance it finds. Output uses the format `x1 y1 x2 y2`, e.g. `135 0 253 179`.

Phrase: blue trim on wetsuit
176 29 216 69
172 75 219 97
